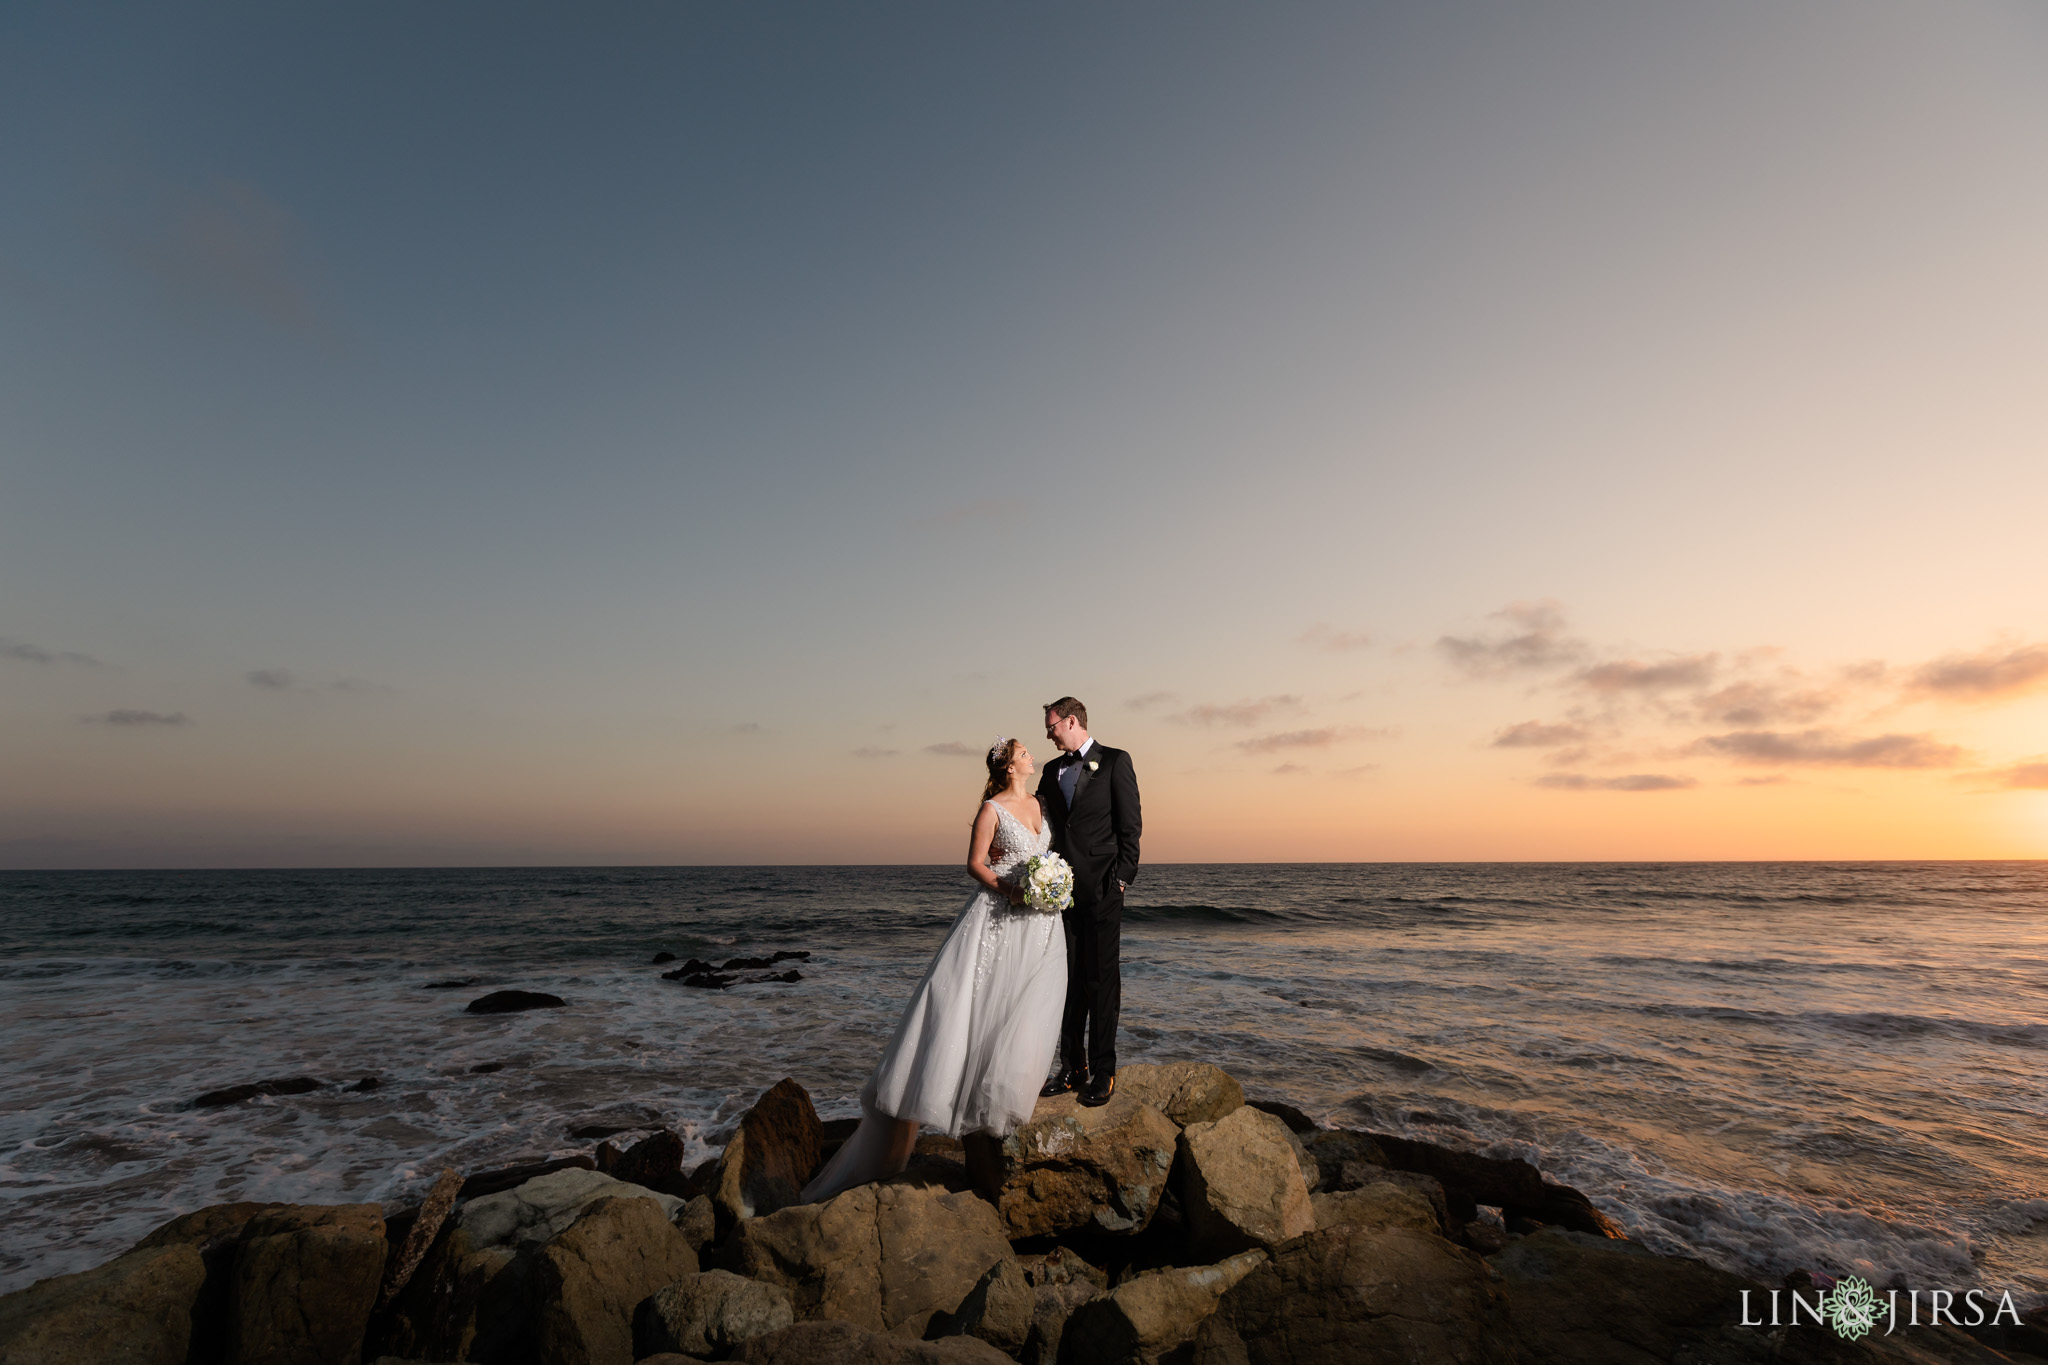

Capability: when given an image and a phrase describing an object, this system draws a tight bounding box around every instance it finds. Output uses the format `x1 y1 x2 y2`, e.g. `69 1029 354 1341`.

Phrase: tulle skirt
802 886 1067 1202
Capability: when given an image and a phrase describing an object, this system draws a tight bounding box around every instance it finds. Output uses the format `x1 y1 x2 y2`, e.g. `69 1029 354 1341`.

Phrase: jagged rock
1179 1106 1315 1257
726 1182 1013 1339
1369 1132 1542 1217
635 1269 794 1358
379 1171 684 1361
466 989 566 1014
1301 1129 1388 1190
133 1201 290 1364
533 1196 698 1365
727 1319 1014 1363
0 1242 204 1365
1310 1181 1439 1236
1518 1179 1627 1239
1244 1099 1316 1134
1278 1126 1319 1194
228 1204 387 1365
712 1078 823 1234
962 1090 1180 1238
378 1168 461 1310
1115 1062 1245 1128
923 1256 1032 1356
1191 1225 1513 1365
191 1076 323 1107
1060 1250 1267 1365
1020 1278 1100 1365
614 1129 688 1191
674 1194 717 1255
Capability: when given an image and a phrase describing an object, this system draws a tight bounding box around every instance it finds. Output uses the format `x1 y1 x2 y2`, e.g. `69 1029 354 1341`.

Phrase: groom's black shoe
1041 1066 1087 1098
1078 1070 1116 1108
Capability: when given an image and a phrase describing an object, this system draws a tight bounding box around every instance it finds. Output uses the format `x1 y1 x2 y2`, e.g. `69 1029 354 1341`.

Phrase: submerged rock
191 1076 323 1108
651 951 677 964
464 989 566 1014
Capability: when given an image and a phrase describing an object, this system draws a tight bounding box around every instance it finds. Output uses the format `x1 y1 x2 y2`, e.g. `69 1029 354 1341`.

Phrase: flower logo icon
1824 1276 1880 1341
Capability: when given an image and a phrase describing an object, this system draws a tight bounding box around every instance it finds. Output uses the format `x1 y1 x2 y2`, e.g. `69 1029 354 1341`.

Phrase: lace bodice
985 799 1052 878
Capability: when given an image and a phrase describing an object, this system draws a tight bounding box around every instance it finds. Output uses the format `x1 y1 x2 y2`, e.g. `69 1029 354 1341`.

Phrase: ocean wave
1124 903 1287 926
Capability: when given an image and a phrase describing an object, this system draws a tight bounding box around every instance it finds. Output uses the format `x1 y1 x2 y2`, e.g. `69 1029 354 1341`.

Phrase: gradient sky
4 2 2047 867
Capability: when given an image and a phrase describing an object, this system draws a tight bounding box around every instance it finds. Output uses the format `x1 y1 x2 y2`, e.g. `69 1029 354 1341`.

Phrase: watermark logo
1741 1279 2021 1339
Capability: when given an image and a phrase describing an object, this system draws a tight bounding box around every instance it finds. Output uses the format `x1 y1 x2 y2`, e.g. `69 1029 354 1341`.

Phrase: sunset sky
4 2 2047 866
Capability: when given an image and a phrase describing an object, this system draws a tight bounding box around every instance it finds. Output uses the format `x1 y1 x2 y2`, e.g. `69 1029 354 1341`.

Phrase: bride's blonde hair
981 738 1023 803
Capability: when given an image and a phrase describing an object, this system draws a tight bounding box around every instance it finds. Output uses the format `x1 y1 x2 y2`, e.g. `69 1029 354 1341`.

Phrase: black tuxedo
1037 741 1142 1076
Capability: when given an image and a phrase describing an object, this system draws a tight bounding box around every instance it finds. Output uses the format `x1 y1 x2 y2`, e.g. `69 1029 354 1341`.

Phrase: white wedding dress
801 799 1068 1202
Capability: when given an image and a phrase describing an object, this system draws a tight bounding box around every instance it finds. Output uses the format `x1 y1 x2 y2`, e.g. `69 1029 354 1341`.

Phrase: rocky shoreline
2 1061 2041 1365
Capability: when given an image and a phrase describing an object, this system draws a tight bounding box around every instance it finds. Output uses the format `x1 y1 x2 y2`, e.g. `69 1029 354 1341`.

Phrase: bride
801 736 1068 1202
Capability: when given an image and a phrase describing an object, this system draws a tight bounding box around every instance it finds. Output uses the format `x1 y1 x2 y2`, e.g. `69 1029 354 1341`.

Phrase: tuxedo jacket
1037 743 1142 910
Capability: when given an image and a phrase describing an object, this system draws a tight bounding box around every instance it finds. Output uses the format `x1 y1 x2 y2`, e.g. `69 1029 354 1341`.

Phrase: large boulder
378 1169 685 1362
1060 1250 1266 1365
727 1181 1015 1339
962 1090 1180 1238
923 1257 1033 1357
0 1242 205 1365
727 1319 1015 1364
1179 1107 1315 1258
133 1200 291 1364
228 1204 388 1365
1310 1181 1439 1237
1300 1130 1387 1191
532 1195 699 1365
635 1269 795 1358
1017 1248 1109 1365
1191 1224 1513 1365
1115 1063 1245 1128
714 1079 825 1235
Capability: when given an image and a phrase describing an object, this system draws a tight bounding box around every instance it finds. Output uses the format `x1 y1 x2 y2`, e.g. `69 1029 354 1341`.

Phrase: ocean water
2 862 2045 1304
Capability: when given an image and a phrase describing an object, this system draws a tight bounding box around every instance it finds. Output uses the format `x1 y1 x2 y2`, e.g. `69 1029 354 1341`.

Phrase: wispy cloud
1437 601 1585 678
1271 763 1309 775
1299 624 1372 652
1126 691 1178 712
1979 761 2048 790
1907 644 2048 703
1 637 100 667
247 668 297 690
1171 695 1303 728
84 709 189 726
1536 773 1697 791
247 667 385 694
924 741 977 757
852 746 899 760
1735 775 1791 786
1491 720 1587 748
1575 655 1717 692
124 177 328 337
1237 727 1341 754
1694 680 1841 726
1689 729 1964 769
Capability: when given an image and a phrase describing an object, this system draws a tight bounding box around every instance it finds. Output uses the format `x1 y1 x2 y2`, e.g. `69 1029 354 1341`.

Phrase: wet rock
1489 1226 1765 1363
423 978 478 989
754 969 803 984
726 1182 1014 1339
533 1195 698 1365
1517 1179 1627 1240
228 1203 387 1365
719 951 813 970
0 1241 205 1365
712 1078 823 1234
635 1269 795 1358
1309 1181 1439 1237
1115 1062 1245 1128
727 1319 1014 1364
349 1076 382 1092
612 1129 688 1191
1061 1250 1267 1365
1244 1099 1317 1135
1179 1106 1315 1258
465 988 566 1014
1301 1129 1388 1190
667 970 736 989
469 1061 505 1074
458 1153 598 1200
962 1090 1180 1239
923 1256 1032 1356
652 951 678 964
1369 1132 1543 1219
1191 1224 1513 1365
377 1168 461 1311
191 1076 324 1108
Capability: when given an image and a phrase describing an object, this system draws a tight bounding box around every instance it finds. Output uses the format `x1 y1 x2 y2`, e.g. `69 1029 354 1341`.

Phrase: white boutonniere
1087 760 1099 772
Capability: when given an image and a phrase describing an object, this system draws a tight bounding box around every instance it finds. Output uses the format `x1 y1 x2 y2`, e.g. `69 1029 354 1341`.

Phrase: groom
1037 696 1142 1107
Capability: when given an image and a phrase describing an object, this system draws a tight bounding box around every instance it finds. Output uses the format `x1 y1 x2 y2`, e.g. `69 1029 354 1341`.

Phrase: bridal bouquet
1016 853 1074 914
